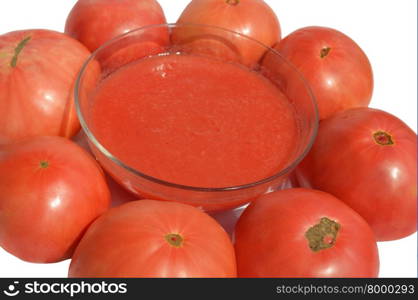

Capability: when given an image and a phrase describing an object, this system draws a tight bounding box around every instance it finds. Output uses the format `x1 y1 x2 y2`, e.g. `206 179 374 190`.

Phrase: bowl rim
74 22 319 192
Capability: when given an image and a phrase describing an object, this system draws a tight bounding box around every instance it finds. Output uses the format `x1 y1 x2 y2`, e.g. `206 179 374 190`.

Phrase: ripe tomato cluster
0 0 416 278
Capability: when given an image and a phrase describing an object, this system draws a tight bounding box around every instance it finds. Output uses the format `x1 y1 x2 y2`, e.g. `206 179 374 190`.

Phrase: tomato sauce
89 54 298 188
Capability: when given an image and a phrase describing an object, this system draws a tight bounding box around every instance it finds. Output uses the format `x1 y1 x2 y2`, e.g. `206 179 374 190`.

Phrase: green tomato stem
39 160 49 169
320 47 331 59
165 233 183 248
226 0 240 6
305 217 340 252
10 36 31 68
373 131 394 146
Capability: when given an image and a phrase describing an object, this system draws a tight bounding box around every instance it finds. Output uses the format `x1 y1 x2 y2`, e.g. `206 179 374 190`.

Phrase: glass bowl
75 23 318 211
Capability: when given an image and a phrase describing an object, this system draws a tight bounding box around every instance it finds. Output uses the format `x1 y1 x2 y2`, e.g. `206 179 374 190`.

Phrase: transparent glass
75 23 318 211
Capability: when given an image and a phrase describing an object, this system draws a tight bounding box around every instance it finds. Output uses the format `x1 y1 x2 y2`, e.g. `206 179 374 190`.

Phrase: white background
0 0 416 277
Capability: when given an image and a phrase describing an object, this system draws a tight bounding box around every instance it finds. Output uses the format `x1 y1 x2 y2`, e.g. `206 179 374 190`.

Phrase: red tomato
0 29 93 144
296 108 417 241
174 0 281 64
72 131 138 207
271 26 373 120
65 0 167 52
0 136 111 263
234 188 379 277
69 200 237 277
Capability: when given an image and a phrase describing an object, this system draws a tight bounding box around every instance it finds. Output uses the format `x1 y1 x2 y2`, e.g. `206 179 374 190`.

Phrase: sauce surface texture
90 54 298 187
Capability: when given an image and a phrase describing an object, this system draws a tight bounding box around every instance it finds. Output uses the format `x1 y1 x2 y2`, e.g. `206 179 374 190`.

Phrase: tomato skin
72 131 138 207
0 136 111 263
0 29 93 144
69 200 237 278
174 0 281 64
65 0 166 52
296 108 417 241
273 26 373 120
235 188 379 278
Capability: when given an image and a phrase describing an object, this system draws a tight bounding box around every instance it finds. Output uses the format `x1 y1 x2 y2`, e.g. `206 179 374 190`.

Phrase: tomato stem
373 131 394 146
305 217 340 252
320 47 331 59
10 36 31 68
165 233 183 248
39 160 49 169
226 0 240 6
